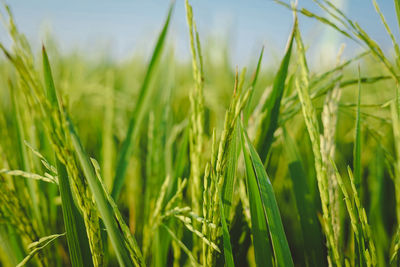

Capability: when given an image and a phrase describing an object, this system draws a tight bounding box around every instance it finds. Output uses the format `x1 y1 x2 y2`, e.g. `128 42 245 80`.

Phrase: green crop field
0 0 399 266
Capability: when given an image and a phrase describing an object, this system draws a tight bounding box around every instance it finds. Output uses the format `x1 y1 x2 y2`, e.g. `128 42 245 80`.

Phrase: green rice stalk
161 224 201 267
174 215 220 253
0 174 38 244
321 82 342 244
347 168 377 266
282 68 391 126
16 233 65 267
67 112 145 266
204 70 252 265
320 46 343 248
391 226 400 264
0 169 57 184
143 174 171 258
0 145 27 265
391 99 400 224
390 91 400 265
331 162 363 264
185 0 205 227
280 0 400 84
24 141 57 174
395 0 400 32
42 46 103 267
90 158 145 266
275 0 357 42
293 13 341 266
0 7 104 265
202 161 211 266
9 81 44 236
372 0 400 69
171 226 182 267
282 51 368 109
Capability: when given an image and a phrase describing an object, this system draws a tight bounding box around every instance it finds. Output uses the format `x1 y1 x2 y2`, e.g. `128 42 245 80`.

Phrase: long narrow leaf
90 158 144 266
221 122 240 220
42 47 93 267
242 124 294 267
241 124 274 267
244 47 264 125
219 192 234 267
66 115 137 267
112 2 175 200
56 160 89 267
283 128 325 266
395 0 400 32
254 22 295 164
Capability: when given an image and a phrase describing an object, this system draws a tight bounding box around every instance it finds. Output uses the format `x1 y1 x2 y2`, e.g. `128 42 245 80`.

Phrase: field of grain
0 1 400 266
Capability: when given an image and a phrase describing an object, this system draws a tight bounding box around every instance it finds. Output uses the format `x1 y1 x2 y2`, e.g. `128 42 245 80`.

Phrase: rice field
0 0 399 266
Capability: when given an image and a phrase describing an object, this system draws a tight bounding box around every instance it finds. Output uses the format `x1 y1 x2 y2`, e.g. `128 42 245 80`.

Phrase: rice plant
0 0 400 266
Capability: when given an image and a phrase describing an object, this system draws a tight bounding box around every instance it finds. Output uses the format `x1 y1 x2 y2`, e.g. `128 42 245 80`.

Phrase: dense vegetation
1 0 400 266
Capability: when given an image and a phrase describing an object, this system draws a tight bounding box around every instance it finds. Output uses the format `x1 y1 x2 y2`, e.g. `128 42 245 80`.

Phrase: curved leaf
241 123 293 267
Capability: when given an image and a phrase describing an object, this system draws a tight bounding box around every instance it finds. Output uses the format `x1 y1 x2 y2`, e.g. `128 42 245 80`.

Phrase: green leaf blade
395 0 400 32
219 195 235 267
221 122 240 220
241 123 274 267
42 45 58 106
66 116 137 267
56 160 91 267
244 47 264 125
243 128 294 267
283 128 325 266
111 2 175 200
255 24 295 163
42 47 93 267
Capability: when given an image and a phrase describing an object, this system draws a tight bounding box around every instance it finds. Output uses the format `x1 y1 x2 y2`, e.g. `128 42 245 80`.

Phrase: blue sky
0 0 398 66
